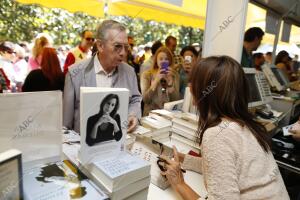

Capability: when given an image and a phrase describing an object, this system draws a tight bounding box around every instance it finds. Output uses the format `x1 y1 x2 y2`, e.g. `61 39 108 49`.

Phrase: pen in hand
157 156 186 173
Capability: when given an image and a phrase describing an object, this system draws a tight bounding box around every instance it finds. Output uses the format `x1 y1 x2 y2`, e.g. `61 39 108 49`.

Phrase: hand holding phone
161 60 169 74
184 55 192 64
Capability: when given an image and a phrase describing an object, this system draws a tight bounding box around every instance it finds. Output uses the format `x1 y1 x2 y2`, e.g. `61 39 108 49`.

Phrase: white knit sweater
182 120 290 200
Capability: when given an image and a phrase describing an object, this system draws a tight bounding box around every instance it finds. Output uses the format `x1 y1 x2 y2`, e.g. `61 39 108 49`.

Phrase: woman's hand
165 69 177 93
177 151 185 163
160 146 185 190
105 115 119 132
151 69 167 90
97 114 119 132
183 63 192 74
160 147 201 200
166 70 174 86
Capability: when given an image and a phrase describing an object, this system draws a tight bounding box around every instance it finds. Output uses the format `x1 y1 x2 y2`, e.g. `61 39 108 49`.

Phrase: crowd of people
1 19 299 199
0 24 202 116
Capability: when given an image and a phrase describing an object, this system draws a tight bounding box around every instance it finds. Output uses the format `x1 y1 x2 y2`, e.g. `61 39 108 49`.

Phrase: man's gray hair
96 20 126 41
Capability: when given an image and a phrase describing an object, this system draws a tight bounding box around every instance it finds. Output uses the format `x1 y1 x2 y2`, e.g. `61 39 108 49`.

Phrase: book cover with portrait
79 87 129 164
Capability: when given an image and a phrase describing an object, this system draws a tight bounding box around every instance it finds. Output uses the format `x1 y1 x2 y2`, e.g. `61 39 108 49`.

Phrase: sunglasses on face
112 43 129 53
85 37 95 42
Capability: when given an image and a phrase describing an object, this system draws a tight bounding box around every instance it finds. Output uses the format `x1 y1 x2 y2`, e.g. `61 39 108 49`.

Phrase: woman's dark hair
189 55 270 152
98 94 119 117
180 46 198 57
275 50 290 65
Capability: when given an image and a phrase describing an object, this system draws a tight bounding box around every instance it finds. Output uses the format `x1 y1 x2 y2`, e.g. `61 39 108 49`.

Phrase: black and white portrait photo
85 94 122 146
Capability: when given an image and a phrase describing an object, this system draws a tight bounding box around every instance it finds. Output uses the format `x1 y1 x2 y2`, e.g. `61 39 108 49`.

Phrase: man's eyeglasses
112 43 129 53
85 37 95 42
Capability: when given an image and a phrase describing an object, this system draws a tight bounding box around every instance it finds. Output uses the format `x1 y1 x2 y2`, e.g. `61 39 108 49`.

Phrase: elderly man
63 20 141 133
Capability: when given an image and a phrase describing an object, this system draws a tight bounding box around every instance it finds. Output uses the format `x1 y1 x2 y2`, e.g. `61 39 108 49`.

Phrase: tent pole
271 19 282 65
202 0 249 61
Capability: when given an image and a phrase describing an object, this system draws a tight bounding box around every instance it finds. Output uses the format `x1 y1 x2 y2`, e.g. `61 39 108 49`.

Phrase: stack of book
86 152 151 200
171 113 201 151
131 125 152 137
140 114 172 139
126 134 136 149
149 109 179 120
77 87 151 200
62 136 151 200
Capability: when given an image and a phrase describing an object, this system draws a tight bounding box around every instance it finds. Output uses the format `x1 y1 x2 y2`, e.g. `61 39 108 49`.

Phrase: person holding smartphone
141 46 180 115
179 46 198 98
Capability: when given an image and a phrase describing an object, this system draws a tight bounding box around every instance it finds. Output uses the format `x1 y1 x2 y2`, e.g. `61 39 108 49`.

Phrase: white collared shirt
94 57 115 87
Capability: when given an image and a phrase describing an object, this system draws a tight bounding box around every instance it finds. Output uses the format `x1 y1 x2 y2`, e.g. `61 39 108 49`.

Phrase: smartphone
161 61 169 73
184 55 192 64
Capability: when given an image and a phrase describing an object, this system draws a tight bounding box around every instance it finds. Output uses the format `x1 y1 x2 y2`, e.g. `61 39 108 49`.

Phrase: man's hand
127 115 138 133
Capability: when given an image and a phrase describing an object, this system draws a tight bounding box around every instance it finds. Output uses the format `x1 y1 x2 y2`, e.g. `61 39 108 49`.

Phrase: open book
23 160 109 200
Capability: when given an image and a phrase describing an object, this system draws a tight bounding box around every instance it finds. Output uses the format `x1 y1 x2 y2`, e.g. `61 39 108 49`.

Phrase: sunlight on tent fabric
16 0 207 28
246 3 300 45
16 0 105 17
14 0 300 42
246 3 266 25
107 0 206 28
291 25 300 44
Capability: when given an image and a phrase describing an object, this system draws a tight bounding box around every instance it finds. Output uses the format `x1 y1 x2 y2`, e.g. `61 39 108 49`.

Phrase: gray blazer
63 55 142 133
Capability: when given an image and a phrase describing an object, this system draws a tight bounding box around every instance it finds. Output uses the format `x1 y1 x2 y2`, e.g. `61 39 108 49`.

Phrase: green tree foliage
0 0 100 45
0 0 203 50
